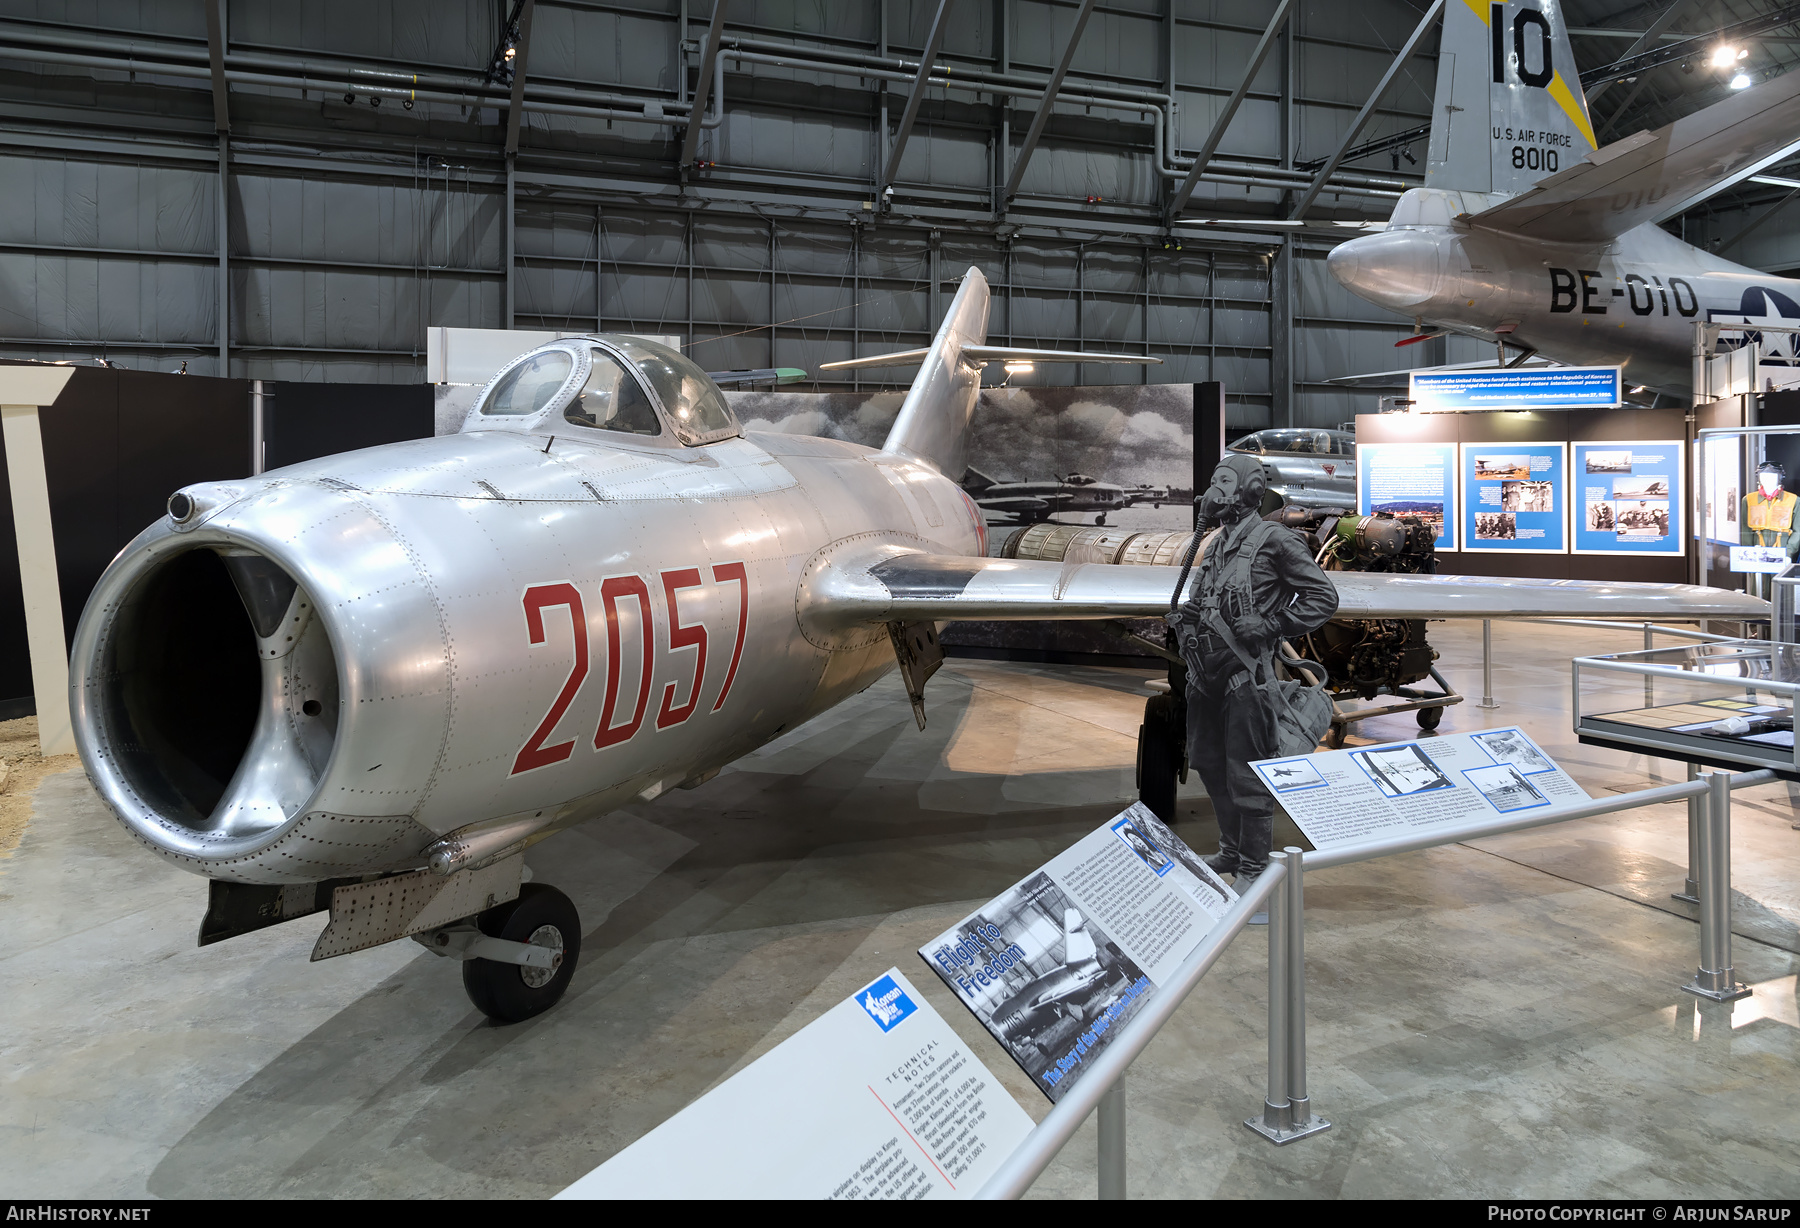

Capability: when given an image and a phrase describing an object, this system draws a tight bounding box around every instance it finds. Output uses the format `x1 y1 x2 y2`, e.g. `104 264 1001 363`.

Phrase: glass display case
1574 639 1800 777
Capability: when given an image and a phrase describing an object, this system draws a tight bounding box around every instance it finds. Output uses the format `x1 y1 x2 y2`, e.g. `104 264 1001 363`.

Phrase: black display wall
0 363 434 718
263 381 433 470
1354 407 1693 584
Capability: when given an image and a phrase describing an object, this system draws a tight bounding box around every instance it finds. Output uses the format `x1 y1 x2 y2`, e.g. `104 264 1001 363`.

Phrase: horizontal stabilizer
1468 69 1800 243
818 346 1161 372
798 548 1768 629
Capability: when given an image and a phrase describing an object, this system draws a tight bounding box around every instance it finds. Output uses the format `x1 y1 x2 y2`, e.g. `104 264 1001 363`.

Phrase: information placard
1250 727 1590 849
1408 366 1621 412
1571 440 1684 555
556 968 1034 1200
918 803 1237 1104
1458 442 1567 553
1358 441 1457 551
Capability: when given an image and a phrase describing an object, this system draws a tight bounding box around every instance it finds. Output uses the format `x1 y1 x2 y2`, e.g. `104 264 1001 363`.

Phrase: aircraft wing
819 346 1161 371
801 549 1769 628
975 496 1051 513
1468 71 1800 244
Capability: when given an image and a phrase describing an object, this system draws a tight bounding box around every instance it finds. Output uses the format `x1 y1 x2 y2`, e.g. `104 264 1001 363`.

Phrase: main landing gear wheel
1417 705 1444 731
463 883 581 1024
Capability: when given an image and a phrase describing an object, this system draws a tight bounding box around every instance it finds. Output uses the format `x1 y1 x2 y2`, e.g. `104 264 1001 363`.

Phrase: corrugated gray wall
0 0 1449 425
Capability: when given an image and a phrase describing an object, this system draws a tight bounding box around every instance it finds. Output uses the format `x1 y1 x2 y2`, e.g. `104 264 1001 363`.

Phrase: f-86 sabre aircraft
1327 0 1800 392
68 268 1764 1023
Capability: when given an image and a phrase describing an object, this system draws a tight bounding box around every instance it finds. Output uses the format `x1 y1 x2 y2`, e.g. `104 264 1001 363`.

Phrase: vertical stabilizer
1426 0 1596 194
880 268 991 477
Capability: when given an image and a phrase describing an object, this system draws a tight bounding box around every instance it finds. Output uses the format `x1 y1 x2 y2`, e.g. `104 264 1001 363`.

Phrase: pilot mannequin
1167 455 1339 899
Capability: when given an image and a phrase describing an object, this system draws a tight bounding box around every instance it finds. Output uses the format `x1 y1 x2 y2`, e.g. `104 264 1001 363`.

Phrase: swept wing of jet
66 259 1766 1025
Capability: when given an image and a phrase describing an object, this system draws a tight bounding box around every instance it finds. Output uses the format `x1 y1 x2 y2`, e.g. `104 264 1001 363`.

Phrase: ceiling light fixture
1003 361 1034 374
1711 46 1741 68
1732 72 1753 89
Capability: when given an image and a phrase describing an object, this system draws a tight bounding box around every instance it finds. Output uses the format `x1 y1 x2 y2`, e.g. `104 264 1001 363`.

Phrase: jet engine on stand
1000 507 1463 822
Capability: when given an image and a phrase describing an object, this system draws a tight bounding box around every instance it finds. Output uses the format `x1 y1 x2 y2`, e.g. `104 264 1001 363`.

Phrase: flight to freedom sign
1408 366 1622 412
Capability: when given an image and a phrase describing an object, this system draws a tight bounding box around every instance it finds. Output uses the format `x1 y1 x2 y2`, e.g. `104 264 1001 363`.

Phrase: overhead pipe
0 19 723 128
1 19 1405 203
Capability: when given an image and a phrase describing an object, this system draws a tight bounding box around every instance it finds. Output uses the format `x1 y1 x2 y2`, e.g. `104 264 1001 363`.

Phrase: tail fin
1062 909 1096 964
879 267 991 476
1426 0 1597 195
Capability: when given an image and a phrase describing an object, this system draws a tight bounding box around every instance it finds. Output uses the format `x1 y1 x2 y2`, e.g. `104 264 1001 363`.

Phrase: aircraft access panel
1574 640 1800 780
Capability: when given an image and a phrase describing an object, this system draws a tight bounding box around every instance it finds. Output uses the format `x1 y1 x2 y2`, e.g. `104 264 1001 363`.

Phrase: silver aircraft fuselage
1328 188 1800 392
72 358 980 885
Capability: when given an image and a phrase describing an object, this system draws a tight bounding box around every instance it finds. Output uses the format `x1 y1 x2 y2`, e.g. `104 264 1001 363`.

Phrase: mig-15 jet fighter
68 268 1764 1022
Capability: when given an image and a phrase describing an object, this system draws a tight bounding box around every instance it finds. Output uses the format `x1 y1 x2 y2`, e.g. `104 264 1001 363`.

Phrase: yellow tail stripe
1460 0 1491 24
1548 71 1598 149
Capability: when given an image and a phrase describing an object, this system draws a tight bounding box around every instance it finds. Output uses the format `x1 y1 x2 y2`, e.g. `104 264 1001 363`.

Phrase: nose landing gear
462 883 581 1023
416 882 582 1023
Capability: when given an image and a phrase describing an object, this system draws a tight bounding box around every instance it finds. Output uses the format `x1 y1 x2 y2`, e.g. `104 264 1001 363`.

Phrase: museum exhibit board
1355 440 1457 551
1570 441 1683 556
1458 442 1568 553
1353 405 1691 583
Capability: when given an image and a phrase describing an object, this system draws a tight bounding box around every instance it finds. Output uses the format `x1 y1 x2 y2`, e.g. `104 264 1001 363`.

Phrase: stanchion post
1280 846 1329 1142
1478 619 1499 709
1673 761 1700 905
1643 623 1654 707
1246 851 1302 1144
1097 1077 1126 1200
1684 772 1751 1002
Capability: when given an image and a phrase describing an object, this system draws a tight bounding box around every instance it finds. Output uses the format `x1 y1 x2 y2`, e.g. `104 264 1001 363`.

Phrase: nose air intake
77 543 340 857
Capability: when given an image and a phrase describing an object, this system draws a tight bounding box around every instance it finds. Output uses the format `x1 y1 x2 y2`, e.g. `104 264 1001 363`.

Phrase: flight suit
1743 488 1800 555
1171 512 1339 877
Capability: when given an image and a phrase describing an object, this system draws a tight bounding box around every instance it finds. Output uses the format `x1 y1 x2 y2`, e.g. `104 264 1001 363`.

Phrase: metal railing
1475 617 1746 708
976 765 1774 1199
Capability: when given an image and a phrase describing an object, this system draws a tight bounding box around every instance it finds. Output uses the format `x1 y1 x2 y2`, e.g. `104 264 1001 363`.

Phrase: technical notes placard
556 968 1033 1200
1250 727 1590 849
1459 442 1568 553
918 803 1237 1104
1358 441 1457 551
1571 441 1684 555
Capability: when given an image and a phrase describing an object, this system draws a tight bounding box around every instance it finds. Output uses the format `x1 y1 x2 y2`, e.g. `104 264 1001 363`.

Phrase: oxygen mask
1201 455 1269 523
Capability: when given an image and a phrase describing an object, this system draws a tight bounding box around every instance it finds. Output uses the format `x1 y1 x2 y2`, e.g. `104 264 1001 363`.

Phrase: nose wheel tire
463 882 581 1024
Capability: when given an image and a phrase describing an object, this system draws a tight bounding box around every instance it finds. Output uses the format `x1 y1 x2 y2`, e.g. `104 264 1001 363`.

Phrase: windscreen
481 350 573 416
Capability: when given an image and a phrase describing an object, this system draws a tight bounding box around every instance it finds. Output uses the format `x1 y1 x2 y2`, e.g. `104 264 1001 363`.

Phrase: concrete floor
1 621 1797 1199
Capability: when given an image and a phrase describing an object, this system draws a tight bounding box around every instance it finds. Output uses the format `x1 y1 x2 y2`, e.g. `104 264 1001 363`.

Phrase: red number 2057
510 562 749 776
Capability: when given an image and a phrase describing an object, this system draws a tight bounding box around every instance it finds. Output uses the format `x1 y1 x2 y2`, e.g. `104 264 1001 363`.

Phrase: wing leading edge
799 550 1769 630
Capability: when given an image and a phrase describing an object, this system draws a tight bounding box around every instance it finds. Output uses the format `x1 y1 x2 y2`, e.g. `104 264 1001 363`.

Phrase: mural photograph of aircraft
67 266 1767 1025
1327 0 1800 394
962 469 1133 524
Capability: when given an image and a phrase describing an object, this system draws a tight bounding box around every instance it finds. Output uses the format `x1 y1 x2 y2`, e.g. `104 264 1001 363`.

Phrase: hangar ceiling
0 0 1796 429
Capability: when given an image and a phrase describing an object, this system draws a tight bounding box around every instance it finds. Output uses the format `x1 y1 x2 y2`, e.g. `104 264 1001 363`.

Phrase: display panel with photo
1460 443 1566 553
1461 763 1550 813
1254 757 1327 793
1470 728 1554 773
1352 743 1454 797
1501 480 1554 513
1360 442 1457 551
1572 441 1683 555
1585 450 1634 473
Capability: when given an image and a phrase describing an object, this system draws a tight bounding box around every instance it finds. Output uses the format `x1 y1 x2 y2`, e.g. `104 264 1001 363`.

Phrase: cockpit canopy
467 335 741 446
